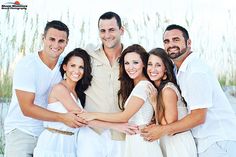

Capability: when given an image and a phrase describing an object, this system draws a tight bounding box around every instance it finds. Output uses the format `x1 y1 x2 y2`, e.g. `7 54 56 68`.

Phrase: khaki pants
4 129 38 157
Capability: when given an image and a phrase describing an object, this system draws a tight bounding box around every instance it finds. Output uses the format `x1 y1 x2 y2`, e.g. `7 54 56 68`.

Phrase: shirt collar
99 43 125 61
99 43 125 52
178 52 196 72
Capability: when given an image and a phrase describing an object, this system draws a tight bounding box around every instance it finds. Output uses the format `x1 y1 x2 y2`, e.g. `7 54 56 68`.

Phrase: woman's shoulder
162 82 182 100
132 80 153 96
50 82 69 95
163 82 177 90
48 82 72 103
162 82 178 94
52 82 67 90
132 80 152 92
137 80 152 87
162 86 176 95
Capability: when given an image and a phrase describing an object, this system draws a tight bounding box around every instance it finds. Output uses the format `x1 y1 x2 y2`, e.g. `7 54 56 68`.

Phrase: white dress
159 82 197 157
124 80 163 157
34 94 81 157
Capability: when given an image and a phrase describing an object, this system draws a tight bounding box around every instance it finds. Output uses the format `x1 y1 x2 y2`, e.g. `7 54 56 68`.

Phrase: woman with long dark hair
146 48 197 157
80 44 163 157
34 48 92 157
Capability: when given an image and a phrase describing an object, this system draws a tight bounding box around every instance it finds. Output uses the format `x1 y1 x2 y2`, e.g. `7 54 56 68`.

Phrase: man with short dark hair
142 24 236 157
76 11 127 157
4 20 85 157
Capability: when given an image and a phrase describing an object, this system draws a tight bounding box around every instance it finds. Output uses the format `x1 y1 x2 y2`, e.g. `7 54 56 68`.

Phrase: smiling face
42 28 68 60
63 56 84 83
98 17 124 49
124 52 145 83
163 29 191 62
147 54 166 86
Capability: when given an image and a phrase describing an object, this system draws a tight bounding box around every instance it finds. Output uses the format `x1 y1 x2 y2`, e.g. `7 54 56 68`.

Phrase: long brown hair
118 44 149 110
148 48 180 124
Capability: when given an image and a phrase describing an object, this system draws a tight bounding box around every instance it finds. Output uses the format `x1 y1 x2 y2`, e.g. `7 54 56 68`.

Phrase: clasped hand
140 124 163 142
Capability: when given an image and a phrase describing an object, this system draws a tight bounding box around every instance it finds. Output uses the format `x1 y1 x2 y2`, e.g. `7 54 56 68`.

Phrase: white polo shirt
176 53 236 153
4 53 62 136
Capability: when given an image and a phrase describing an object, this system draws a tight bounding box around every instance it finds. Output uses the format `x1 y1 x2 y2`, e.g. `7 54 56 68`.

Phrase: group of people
4 11 236 157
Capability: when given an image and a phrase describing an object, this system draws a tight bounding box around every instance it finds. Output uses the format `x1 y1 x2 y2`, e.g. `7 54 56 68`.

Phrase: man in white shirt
4 20 86 157
141 24 236 157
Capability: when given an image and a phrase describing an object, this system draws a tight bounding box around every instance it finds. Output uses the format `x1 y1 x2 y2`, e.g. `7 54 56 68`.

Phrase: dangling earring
63 73 67 80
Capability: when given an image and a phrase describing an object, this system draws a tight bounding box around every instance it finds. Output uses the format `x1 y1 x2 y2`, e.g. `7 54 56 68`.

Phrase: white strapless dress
34 98 81 157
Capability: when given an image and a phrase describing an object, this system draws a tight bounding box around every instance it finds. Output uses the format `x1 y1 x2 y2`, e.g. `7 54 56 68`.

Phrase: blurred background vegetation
0 2 236 154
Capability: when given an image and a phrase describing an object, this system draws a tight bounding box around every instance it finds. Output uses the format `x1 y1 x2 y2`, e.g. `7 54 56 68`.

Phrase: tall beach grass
0 7 236 155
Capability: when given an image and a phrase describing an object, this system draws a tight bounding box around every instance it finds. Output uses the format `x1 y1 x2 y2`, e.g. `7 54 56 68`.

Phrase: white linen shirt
176 53 236 153
4 53 62 136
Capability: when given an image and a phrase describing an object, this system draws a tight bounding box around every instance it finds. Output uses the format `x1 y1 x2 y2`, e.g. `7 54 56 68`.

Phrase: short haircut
98 11 122 28
164 24 189 41
44 20 69 38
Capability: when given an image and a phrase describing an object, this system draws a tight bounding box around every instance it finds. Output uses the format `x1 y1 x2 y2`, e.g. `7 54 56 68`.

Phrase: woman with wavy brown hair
80 44 163 157
146 47 197 157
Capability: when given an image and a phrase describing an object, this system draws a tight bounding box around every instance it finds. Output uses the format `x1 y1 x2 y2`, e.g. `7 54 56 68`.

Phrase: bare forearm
94 112 128 123
16 90 63 122
16 90 85 128
23 105 62 122
166 116 199 135
88 120 138 135
23 104 86 128
88 120 114 129
164 109 206 135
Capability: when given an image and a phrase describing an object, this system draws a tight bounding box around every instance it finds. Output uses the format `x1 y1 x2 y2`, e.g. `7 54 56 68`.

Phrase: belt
46 127 74 136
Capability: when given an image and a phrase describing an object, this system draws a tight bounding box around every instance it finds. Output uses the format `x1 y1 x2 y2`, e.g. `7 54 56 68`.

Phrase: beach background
0 0 236 155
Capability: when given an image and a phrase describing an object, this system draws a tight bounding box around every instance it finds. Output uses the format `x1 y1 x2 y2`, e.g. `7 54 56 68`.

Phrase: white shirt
4 53 62 136
176 53 236 153
125 80 154 126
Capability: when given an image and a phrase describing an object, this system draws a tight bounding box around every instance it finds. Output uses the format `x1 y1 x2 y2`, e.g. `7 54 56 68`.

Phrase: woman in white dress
80 44 163 157
146 48 197 157
33 48 92 157
33 48 138 157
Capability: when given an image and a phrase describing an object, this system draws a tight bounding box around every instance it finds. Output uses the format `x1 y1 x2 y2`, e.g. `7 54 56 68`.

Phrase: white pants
4 129 38 157
76 127 125 157
198 141 236 157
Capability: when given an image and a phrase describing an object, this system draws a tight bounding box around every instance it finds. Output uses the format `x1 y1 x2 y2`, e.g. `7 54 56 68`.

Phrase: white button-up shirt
176 53 236 153
84 44 125 141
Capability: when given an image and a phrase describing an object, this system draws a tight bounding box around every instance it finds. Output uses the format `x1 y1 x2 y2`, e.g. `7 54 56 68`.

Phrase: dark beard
168 47 187 60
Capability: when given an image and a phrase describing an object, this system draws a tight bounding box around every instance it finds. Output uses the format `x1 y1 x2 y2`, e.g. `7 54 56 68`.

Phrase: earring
63 73 67 80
